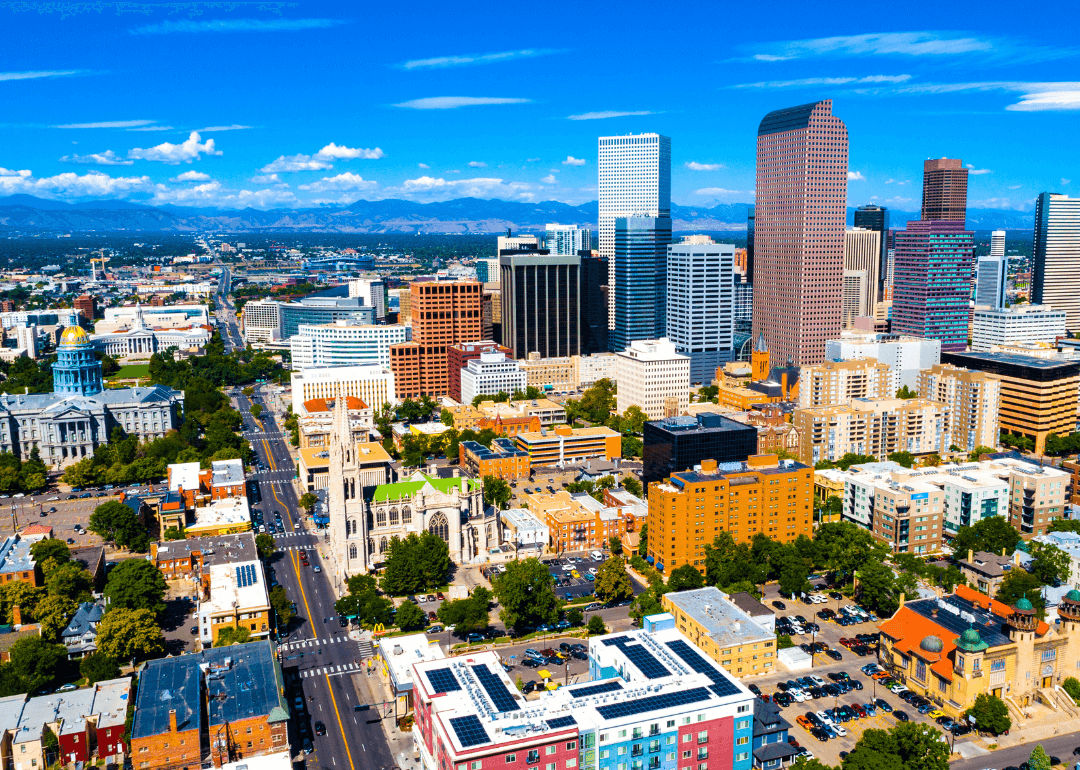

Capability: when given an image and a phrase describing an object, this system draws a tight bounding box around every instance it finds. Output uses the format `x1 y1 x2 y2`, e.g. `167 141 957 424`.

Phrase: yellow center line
325 675 358 770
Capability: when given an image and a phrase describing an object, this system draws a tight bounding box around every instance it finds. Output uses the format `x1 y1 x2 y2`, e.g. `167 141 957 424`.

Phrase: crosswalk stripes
279 635 354 652
300 661 363 679
357 639 375 659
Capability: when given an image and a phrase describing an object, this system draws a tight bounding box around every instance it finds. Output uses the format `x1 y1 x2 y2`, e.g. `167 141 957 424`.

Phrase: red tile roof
879 606 957 682
303 396 368 413
955 584 1049 634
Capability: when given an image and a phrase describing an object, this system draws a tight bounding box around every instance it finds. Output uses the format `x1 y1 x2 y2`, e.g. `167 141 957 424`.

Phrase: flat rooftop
0 535 34 575
168 461 201 492
155 531 259 567
664 588 774 647
645 412 755 434
189 495 251 532
204 560 269 615
376 633 445 692
212 459 245 488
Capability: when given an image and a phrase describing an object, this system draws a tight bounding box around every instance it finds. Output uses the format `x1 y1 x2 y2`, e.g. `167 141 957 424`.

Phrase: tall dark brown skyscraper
752 99 848 367
921 158 968 223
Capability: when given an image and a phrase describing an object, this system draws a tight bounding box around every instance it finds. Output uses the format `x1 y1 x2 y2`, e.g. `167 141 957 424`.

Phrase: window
737 719 750 730
566 762 577 769
547 747 556 756
547 765 556 770
682 736 691 744
528 751 540 764
566 743 576 751
737 753 749 762
697 749 708 760
682 751 691 759
1043 649 1058 662
506 756 516 764
737 737 749 746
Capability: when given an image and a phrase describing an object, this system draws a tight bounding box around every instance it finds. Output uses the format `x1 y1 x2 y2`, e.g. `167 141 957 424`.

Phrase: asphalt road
216 296 396 770
952 733 1080 770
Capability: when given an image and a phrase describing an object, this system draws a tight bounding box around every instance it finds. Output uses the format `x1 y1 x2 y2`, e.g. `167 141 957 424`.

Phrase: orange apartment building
526 489 645 554
1066 459 1080 506
390 280 483 398
514 425 622 465
131 641 289 770
459 438 530 480
647 454 813 574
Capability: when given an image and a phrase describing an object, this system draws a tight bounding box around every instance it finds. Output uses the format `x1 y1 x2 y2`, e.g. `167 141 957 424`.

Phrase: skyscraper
611 216 671 352
921 158 968 223
580 254 610 354
853 204 889 301
745 205 756 285
842 227 882 326
666 238 736 383
544 224 592 256
752 100 848 367
598 133 671 329
1032 193 1080 333
990 229 1006 258
500 251 581 359
975 255 1008 309
891 220 974 351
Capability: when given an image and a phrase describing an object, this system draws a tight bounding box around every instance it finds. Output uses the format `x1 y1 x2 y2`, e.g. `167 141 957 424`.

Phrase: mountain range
0 194 1034 234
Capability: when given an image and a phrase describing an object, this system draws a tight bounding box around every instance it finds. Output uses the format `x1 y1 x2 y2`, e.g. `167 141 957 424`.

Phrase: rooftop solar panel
426 667 461 694
666 639 739 696
621 643 670 679
471 664 521 713
569 680 623 698
449 715 490 748
596 687 712 720
601 635 628 646
547 715 577 729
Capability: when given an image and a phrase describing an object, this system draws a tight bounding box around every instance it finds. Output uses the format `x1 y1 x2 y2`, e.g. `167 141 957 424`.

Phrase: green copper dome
955 627 989 652
919 635 944 654
1066 589 1080 603
1015 596 1034 612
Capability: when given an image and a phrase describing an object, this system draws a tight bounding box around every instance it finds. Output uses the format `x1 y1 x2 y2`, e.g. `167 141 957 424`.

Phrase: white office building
1033 193 1080 333
598 133 671 327
971 304 1067 352
666 238 735 384
975 255 1008 310
291 364 396 413
991 229 1006 258
843 227 882 326
290 321 409 370
824 331 941 393
614 337 690 420
544 224 592 256
347 277 387 321
458 352 527 405
242 300 281 343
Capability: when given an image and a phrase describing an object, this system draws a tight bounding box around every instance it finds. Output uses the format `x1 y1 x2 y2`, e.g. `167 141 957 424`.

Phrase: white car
889 683 908 694
562 565 574 572
590 551 604 560
815 710 834 726
832 725 847 737
790 690 807 702
587 568 598 576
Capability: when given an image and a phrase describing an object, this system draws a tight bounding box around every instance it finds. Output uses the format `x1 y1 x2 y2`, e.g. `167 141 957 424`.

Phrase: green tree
667 564 705 592
1029 541 1070 585
437 588 491 636
395 600 428 632
565 378 616 424
298 492 318 514
380 532 453 595
163 526 186 541
593 556 635 604
623 476 643 498
44 563 93 603
608 535 623 556
440 408 455 426
96 608 165 661
492 558 559 633
269 585 295 625
964 693 1011 735
88 500 149 552
104 559 167 617
621 436 643 458
855 560 906 617
255 533 277 559
79 653 120 685
35 595 76 640
887 452 915 468
1064 677 1080 704
587 615 607 635
896 385 918 399
618 406 647 434
8 636 65 693
996 570 1047 617
250 403 263 419
29 539 70 574
950 516 1020 560
1028 746 1052 770
482 476 513 510
565 607 584 626
968 446 997 461
215 625 252 646
778 559 812 598
0 581 44 625
637 522 648 557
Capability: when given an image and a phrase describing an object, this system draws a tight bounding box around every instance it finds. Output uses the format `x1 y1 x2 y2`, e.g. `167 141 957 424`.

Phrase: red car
852 703 867 718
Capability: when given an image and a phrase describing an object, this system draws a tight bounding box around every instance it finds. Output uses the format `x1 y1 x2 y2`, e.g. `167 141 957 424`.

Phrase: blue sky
1 0 1077 211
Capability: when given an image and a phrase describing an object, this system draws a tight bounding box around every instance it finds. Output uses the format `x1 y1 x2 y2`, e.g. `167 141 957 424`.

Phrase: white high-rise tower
598 133 671 328
1033 193 1080 332
990 229 1006 258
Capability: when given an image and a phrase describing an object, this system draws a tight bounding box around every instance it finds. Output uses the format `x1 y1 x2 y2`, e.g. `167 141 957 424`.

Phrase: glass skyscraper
1032 193 1080 333
610 216 671 352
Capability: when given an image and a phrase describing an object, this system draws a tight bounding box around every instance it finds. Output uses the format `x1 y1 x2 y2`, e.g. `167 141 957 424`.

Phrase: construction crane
90 255 110 282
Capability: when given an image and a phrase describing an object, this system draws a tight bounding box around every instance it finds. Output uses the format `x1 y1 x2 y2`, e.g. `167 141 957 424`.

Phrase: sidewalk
349 648 421 770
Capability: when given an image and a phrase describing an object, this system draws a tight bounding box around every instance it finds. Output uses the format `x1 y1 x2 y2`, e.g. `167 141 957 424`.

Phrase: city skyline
0 2 1077 210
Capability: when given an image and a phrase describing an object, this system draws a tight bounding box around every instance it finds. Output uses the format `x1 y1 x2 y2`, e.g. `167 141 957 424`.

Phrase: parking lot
0 487 149 547
754 586 961 765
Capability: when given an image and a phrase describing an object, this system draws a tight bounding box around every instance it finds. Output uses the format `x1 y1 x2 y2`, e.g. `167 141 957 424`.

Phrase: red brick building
447 340 510 402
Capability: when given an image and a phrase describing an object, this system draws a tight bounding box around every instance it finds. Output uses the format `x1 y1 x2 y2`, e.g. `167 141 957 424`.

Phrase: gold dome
59 326 90 346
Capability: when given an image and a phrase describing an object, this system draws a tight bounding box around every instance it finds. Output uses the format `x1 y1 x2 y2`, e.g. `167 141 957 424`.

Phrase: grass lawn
108 363 151 380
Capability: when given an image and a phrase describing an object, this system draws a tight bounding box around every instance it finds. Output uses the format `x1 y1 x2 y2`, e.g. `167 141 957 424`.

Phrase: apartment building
842 465 946 555
458 352 528 405
0 535 40 587
615 338 690 420
289 321 409 369
446 341 510 403
152 531 259 580
662 587 776 678
519 352 619 393
526 489 643 554
824 331 941 393
796 358 891 408
459 438 530 481
199 559 271 646
514 425 622 466
918 364 1000 452
941 351 1080 455
295 395 373 448
647 455 813 573
793 398 950 465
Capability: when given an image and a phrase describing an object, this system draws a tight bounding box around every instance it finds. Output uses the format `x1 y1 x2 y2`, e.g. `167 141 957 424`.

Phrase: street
216 293 397 770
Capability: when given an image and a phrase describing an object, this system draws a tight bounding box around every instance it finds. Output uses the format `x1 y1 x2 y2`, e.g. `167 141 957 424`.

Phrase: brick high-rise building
446 340 510 403
752 100 848 367
74 294 96 321
389 280 483 398
921 158 968 223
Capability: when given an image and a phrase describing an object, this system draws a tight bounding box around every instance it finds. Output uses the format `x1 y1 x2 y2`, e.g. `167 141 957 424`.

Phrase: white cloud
468 161 487 168
965 164 992 175
297 173 377 192
131 18 345 35
54 119 156 129
885 178 911 185
316 143 384 160
59 150 133 166
418 163 430 169
1063 178 1072 186
970 197 1033 211
848 170 865 180
260 154 332 173
391 175 536 202
566 110 655 121
128 131 220 164
562 156 586 166
0 70 86 83
196 124 252 132
1007 89 1080 111
747 32 995 61
394 96 531 110
250 174 281 185
1007 184 1022 190
174 170 212 182
401 48 560 69
0 168 31 178
733 74 912 89
526 157 540 163
541 174 557 184
686 162 724 171
126 125 174 132
0 170 152 198
694 187 753 200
